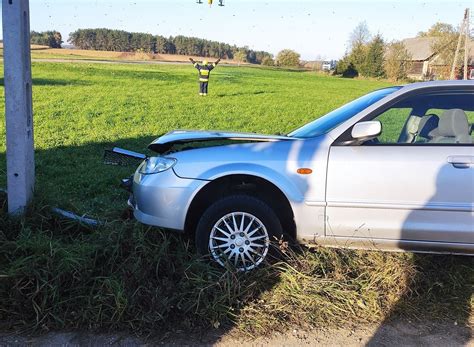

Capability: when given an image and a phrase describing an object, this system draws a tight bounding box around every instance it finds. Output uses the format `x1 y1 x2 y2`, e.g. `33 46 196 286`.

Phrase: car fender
177 162 305 204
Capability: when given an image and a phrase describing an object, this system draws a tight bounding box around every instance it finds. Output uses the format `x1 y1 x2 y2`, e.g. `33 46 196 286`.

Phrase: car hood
148 130 294 154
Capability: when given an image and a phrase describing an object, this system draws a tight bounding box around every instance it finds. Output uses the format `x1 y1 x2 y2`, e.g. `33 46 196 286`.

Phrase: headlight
139 157 177 175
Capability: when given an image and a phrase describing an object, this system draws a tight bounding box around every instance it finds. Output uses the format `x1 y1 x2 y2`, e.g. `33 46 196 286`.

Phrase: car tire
196 195 283 271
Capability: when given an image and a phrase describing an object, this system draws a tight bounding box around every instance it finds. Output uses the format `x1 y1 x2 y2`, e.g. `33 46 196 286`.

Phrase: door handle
447 156 474 169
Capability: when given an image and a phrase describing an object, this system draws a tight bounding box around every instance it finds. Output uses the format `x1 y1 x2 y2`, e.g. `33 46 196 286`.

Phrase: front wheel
195 195 283 272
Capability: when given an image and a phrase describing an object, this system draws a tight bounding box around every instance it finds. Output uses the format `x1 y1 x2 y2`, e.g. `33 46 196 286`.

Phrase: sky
1 0 472 60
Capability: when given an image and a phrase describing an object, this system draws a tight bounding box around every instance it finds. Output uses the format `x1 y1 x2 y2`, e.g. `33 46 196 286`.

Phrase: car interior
369 92 474 145
403 108 473 144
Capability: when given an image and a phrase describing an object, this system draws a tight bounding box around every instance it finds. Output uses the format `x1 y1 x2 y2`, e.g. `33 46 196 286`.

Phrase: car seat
429 109 473 144
414 114 439 143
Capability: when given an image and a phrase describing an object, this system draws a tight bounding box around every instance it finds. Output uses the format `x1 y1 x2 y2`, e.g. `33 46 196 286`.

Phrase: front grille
104 149 144 167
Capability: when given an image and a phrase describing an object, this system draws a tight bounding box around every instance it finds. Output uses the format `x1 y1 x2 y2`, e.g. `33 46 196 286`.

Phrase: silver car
117 80 474 271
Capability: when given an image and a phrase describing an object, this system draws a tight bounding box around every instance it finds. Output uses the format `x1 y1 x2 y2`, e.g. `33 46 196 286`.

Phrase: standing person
189 57 221 96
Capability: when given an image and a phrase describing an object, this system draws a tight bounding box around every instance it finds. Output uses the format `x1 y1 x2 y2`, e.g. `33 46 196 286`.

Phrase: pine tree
360 34 385 78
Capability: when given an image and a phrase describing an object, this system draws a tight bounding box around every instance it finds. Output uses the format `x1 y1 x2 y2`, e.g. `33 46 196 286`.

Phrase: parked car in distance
117 80 474 272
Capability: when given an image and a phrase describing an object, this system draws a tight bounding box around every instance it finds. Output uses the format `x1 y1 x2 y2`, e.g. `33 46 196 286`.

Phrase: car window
360 91 474 145
375 108 412 143
288 87 401 138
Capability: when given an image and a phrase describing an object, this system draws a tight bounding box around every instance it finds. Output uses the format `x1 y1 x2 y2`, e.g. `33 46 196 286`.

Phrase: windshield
288 87 401 138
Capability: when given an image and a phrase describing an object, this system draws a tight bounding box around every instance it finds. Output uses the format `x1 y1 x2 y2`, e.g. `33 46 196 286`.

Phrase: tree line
334 21 471 81
67 28 272 64
30 31 63 48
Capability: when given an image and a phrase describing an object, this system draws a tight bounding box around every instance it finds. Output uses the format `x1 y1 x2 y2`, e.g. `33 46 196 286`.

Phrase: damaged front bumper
105 146 210 231
128 168 208 231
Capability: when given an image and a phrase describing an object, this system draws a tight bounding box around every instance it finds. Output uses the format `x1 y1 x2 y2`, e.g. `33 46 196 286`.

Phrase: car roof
399 80 474 92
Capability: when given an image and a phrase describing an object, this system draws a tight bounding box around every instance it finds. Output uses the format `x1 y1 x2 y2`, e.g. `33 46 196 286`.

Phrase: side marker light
297 168 313 175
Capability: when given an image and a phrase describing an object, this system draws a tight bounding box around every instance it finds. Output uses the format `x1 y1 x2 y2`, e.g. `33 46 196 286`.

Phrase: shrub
276 49 300 67
335 55 359 78
261 56 275 66
234 50 247 65
342 62 359 78
384 41 412 81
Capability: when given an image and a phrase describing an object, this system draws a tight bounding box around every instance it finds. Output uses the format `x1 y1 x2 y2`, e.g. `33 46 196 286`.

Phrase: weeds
1 202 472 335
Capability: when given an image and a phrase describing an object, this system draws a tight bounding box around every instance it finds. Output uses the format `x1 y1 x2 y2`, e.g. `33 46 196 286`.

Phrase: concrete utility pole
463 8 470 80
450 8 470 80
2 0 35 215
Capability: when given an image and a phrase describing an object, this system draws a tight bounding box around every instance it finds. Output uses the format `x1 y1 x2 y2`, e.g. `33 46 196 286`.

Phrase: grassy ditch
0 201 472 336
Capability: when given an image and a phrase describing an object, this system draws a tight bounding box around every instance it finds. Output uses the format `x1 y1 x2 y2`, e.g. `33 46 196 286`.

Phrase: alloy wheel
209 211 270 271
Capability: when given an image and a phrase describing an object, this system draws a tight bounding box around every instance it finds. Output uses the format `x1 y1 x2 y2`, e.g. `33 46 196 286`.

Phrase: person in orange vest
189 57 221 96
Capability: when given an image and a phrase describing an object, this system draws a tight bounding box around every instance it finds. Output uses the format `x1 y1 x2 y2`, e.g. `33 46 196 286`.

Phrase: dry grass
0 43 245 64
26 46 243 64
37 48 125 58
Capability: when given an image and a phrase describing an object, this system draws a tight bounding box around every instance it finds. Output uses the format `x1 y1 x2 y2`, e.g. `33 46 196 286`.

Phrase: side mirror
351 121 382 141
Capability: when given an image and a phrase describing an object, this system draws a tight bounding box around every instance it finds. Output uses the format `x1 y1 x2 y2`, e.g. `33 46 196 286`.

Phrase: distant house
302 60 324 70
401 36 474 80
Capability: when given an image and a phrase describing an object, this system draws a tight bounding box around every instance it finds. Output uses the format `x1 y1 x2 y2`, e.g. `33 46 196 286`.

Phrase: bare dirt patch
0 320 471 346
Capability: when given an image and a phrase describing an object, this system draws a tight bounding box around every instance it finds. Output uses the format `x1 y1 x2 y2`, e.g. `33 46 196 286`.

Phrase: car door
325 88 474 246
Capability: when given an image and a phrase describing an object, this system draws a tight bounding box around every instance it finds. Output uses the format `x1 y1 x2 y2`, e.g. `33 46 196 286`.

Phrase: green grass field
0 62 392 217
